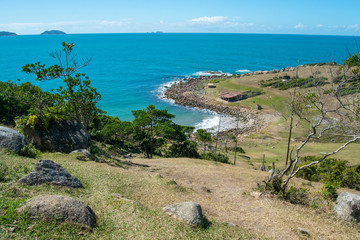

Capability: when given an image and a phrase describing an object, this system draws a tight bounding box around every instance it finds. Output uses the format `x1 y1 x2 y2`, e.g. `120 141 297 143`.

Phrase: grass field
0 150 263 240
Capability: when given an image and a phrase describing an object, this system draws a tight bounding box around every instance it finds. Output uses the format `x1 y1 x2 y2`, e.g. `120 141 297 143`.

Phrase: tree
271 55 360 189
195 129 212 154
22 42 104 129
131 104 175 158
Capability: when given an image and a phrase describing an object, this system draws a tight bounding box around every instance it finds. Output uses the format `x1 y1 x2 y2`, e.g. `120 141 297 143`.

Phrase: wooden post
234 118 239 165
215 114 221 153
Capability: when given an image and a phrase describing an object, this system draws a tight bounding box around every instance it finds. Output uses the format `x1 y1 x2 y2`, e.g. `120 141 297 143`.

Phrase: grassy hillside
0 150 262 240
1 148 360 239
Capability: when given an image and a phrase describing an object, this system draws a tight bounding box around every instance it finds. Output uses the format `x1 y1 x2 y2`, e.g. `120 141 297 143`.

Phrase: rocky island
40 30 66 35
0 31 17 36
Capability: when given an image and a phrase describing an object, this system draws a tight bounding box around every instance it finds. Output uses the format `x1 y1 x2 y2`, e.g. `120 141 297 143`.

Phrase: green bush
201 152 230 164
321 182 338 201
283 186 309 205
260 76 328 90
166 140 200 158
18 144 41 158
259 177 309 205
297 156 360 190
208 78 226 83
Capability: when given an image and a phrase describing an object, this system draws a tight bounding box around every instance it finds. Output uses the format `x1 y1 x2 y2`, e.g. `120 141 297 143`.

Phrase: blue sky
1 0 359 35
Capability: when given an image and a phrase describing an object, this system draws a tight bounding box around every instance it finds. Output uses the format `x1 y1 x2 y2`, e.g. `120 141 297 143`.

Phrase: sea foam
194 114 242 133
236 69 251 73
192 71 232 77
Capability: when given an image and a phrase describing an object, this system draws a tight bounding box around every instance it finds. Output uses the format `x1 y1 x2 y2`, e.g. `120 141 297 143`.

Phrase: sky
1 0 360 36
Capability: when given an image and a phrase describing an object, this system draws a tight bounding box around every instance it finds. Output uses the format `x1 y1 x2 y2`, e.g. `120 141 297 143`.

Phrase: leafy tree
22 42 104 129
0 81 32 125
131 104 175 158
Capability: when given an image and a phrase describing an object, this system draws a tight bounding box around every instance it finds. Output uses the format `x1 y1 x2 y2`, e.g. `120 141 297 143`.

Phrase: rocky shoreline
164 73 272 134
163 63 336 134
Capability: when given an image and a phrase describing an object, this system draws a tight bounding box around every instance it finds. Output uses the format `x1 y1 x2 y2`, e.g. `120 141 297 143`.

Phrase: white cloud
348 24 359 31
0 20 131 34
317 24 323 28
190 16 228 23
0 21 87 29
100 20 128 26
294 24 305 29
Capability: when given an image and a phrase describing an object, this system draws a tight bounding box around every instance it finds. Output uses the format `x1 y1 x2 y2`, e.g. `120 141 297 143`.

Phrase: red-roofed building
219 92 246 102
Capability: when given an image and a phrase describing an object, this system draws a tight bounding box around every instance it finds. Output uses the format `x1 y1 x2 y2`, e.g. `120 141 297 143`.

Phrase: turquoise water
1 33 360 128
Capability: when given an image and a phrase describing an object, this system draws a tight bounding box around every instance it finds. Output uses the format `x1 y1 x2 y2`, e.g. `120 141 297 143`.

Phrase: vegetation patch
260 76 328 90
208 78 226 83
297 156 360 190
332 74 360 96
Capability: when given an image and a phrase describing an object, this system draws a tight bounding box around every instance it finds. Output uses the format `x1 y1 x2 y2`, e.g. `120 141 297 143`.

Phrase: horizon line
3 32 360 37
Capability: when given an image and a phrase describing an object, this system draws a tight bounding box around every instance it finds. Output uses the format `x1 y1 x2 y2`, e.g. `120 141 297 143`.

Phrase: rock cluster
0 126 27 153
17 194 96 228
18 159 83 188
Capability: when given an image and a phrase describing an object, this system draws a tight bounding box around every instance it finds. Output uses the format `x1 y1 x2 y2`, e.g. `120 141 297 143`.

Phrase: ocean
1 33 359 130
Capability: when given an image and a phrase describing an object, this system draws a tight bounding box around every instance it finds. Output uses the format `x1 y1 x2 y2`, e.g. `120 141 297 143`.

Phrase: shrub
259 177 309 205
297 156 360 190
342 168 360 190
18 144 41 158
321 182 338 201
260 76 328 90
166 140 200 158
201 152 230 164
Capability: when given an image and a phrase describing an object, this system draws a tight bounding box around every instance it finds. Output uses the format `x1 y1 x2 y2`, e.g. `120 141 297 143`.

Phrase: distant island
0 31 17 37
40 30 66 35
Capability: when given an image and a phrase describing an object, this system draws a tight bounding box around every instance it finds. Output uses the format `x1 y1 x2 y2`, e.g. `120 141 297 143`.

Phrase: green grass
0 150 262 239
238 139 360 168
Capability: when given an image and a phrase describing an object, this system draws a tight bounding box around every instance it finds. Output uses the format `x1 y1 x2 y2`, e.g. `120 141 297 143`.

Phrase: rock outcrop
23 120 89 153
163 201 203 227
17 194 96 228
18 159 83 188
0 126 26 153
334 192 360 222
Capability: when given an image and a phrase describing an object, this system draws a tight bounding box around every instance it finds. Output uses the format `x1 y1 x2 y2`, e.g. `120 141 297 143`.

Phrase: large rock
163 201 203 227
334 192 360 222
18 159 83 188
0 126 27 153
17 194 96 228
23 120 89 153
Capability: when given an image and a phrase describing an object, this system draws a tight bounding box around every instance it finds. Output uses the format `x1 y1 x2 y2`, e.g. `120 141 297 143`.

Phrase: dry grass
131 157 360 240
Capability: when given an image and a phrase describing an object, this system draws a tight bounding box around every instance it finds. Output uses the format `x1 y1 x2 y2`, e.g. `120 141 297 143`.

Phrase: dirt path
131 157 360 240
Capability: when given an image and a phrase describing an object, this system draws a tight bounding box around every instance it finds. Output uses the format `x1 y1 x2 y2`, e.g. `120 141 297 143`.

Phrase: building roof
219 92 244 99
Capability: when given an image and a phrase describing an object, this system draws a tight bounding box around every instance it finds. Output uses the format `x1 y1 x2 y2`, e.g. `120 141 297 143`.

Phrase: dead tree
271 58 360 189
